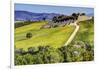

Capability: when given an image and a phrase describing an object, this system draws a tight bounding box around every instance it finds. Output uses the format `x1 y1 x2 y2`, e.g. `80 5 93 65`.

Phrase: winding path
64 16 92 46
64 21 79 46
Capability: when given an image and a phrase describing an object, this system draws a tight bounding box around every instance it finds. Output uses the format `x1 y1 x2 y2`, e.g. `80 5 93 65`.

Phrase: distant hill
87 13 94 17
15 11 61 21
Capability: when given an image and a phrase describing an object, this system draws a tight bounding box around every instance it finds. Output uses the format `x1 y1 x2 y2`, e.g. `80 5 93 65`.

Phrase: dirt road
64 21 79 46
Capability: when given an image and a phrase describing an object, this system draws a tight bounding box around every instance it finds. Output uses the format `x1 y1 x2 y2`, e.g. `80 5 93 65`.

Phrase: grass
72 19 94 45
15 21 75 50
15 21 47 34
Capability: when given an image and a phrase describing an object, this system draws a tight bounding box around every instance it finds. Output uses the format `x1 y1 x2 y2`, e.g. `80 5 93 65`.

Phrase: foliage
15 46 63 65
72 19 94 46
52 15 75 23
15 42 94 65
15 21 37 28
26 32 32 39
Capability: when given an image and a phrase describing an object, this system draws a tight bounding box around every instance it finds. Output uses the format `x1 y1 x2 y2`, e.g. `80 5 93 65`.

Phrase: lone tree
26 32 32 39
52 16 57 23
43 17 46 21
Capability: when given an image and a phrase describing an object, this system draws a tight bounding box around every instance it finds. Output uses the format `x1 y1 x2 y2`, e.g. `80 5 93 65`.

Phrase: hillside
15 11 61 21
15 21 75 50
71 19 94 46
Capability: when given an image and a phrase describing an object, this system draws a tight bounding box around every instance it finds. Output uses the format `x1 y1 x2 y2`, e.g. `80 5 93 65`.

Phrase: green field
72 19 94 45
15 21 75 50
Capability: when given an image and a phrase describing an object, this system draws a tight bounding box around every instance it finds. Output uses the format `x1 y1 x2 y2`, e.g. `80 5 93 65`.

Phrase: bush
15 44 94 65
58 46 68 62
15 21 38 28
26 32 32 39
15 48 26 55
53 25 58 28
40 46 62 63
28 47 38 54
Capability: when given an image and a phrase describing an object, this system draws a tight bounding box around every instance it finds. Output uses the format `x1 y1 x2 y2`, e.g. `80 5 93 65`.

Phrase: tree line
15 20 42 28
15 41 93 65
15 13 86 28
52 13 86 23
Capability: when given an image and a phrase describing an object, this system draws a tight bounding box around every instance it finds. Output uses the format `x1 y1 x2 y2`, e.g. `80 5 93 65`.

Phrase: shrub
15 44 94 65
26 32 32 39
28 47 38 54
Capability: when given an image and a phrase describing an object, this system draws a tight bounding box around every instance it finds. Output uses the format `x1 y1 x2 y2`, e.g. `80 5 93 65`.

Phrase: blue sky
15 3 94 15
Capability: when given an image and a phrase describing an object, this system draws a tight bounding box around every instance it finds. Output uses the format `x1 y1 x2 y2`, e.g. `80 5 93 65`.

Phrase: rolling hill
15 21 75 50
15 11 61 21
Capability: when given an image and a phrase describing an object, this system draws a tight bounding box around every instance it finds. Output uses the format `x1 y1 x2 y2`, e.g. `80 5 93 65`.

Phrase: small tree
52 16 57 23
81 13 86 16
26 32 32 39
43 17 46 21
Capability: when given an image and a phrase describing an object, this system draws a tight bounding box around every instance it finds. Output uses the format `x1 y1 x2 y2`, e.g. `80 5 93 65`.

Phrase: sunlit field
15 21 75 50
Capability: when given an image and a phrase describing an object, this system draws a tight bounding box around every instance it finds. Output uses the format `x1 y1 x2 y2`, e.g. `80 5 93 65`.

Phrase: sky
15 3 94 15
